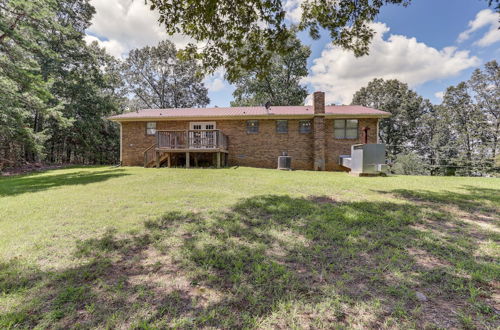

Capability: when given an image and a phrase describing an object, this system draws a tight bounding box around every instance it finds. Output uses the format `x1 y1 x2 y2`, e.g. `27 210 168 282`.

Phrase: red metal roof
109 105 390 121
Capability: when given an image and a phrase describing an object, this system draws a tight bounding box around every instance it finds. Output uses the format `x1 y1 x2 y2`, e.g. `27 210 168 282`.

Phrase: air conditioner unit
277 152 292 170
339 144 387 176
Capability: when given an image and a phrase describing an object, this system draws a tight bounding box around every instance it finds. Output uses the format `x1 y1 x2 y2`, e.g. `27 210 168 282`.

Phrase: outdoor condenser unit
339 144 388 175
277 152 292 170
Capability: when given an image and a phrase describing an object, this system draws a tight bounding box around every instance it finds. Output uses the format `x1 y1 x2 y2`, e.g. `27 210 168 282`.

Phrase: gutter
108 113 391 122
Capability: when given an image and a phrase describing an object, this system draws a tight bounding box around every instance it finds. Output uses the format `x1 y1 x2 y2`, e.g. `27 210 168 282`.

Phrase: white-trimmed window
334 119 358 139
276 120 288 133
299 120 312 134
146 122 156 135
189 122 216 130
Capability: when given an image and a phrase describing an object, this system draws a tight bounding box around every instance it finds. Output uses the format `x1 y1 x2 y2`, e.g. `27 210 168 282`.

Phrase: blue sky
85 0 499 107
375 0 500 103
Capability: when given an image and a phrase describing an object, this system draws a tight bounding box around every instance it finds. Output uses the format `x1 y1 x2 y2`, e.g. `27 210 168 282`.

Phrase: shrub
392 153 427 175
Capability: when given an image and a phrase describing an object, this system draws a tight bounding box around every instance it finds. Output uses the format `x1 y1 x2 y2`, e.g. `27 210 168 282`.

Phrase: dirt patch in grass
306 195 341 205
407 247 452 269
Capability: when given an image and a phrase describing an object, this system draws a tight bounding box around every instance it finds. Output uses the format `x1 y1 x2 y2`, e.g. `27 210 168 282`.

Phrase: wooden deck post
186 152 190 168
216 152 221 168
155 151 160 168
167 153 171 168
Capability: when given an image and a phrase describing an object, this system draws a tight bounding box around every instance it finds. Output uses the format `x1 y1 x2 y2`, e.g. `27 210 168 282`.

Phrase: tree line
1 0 124 168
352 63 499 176
1 0 498 177
0 1 209 170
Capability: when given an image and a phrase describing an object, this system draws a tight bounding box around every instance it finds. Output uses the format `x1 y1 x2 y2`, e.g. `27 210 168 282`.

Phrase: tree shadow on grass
1 193 498 328
0 167 129 197
385 186 499 249
387 186 500 215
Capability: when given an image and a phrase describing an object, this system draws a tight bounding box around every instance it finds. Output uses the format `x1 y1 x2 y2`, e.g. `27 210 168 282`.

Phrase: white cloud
204 69 227 92
207 79 225 92
84 34 126 58
434 91 444 100
475 27 500 47
305 22 480 105
86 0 193 58
458 9 500 47
284 0 303 23
205 77 226 92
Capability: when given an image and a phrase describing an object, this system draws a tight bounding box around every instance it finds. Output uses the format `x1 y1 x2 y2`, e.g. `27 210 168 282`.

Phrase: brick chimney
313 91 326 171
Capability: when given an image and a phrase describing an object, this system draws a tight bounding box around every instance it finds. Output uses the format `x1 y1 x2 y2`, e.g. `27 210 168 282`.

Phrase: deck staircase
144 146 170 168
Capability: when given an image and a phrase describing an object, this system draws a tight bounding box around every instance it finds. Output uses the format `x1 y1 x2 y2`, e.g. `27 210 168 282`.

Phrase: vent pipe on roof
264 101 271 113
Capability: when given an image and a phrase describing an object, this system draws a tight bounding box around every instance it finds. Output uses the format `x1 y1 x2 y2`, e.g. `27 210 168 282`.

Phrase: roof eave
108 113 390 122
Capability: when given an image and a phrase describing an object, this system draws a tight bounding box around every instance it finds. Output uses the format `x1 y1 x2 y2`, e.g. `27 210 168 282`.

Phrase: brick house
109 92 390 171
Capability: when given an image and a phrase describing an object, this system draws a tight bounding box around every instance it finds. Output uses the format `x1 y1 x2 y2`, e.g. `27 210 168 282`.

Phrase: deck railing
156 130 228 150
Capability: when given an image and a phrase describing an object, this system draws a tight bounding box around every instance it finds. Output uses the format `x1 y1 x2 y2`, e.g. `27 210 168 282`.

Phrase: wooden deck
144 130 229 168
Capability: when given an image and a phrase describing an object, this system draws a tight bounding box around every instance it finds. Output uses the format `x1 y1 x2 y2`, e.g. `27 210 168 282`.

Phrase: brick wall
313 91 326 171
120 118 379 170
325 118 378 171
220 119 314 170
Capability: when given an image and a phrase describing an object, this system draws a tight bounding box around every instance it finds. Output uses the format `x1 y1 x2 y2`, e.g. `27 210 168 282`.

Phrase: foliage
0 0 124 168
230 34 310 106
351 78 430 161
45 42 126 164
145 0 499 80
352 61 500 177
146 0 413 81
392 152 427 175
0 0 61 166
438 82 489 176
122 40 209 109
0 166 498 328
468 60 499 162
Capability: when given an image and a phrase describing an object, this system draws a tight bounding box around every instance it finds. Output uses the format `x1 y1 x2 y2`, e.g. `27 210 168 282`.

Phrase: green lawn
1 166 499 329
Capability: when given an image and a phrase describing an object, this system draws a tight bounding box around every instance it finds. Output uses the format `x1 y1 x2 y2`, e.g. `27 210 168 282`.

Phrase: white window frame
188 121 217 149
189 121 216 130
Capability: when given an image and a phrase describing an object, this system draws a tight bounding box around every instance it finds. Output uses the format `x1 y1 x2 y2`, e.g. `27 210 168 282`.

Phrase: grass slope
0 166 499 328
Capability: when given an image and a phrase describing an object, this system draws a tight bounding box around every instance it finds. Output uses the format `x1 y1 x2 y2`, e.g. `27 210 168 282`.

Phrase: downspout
119 122 123 166
376 119 380 144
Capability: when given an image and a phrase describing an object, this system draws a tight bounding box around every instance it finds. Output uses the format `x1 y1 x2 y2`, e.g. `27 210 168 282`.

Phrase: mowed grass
0 166 499 329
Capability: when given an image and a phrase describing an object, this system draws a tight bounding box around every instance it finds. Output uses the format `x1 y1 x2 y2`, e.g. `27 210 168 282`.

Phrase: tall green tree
440 82 489 176
415 104 456 175
351 78 429 161
230 35 310 106
0 0 125 168
468 60 499 162
123 40 209 109
46 42 126 164
0 0 67 165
